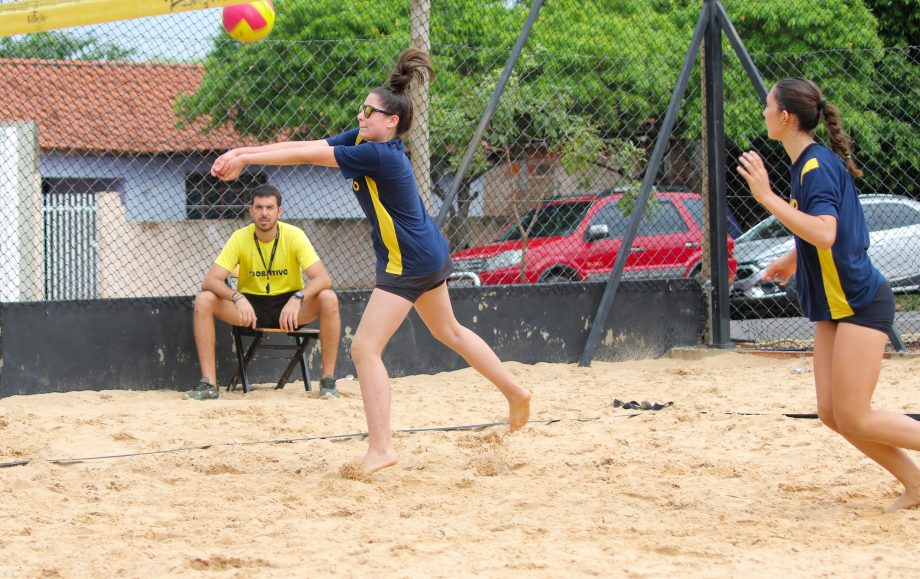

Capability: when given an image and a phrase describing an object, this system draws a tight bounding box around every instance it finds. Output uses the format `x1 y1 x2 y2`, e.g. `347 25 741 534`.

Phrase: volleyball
222 1 275 44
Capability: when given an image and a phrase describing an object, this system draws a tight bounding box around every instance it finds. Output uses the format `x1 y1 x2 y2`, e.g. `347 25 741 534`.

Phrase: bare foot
363 447 398 475
885 488 920 512
507 389 532 432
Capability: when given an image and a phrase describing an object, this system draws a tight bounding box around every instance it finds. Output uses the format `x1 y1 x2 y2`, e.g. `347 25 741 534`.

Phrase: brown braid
820 102 863 178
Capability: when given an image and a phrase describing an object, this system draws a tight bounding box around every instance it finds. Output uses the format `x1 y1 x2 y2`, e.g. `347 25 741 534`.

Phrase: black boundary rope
0 417 607 469
725 412 920 420
4 411 919 470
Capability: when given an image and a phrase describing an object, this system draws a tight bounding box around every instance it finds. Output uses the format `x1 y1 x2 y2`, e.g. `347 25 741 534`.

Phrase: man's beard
255 220 275 232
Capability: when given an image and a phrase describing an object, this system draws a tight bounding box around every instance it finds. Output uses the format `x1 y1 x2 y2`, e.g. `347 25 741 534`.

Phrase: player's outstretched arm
211 141 338 181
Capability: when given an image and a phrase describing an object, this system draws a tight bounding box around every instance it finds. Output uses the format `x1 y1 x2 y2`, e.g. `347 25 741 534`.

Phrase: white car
731 194 920 313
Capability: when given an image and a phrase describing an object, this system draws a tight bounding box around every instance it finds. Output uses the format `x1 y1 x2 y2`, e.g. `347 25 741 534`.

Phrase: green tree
0 31 134 60
177 0 907 210
859 0 920 197
176 0 409 140
863 0 920 45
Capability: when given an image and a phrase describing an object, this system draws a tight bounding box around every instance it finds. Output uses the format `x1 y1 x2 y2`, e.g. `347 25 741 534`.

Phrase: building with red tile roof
0 58 249 154
0 57 353 225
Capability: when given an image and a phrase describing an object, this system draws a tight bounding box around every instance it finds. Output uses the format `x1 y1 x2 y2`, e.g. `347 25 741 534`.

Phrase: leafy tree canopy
177 0 900 188
863 0 920 45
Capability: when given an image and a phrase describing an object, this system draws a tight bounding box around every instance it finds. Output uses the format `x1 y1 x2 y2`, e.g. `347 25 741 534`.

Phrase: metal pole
408 0 433 213
888 327 907 352
714 1 768 104
435 0 546 226
700 33 712 343
578 2 711 367
704 0 732 348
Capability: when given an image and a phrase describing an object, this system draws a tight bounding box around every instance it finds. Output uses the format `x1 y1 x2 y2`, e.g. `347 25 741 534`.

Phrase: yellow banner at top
0 0 247 38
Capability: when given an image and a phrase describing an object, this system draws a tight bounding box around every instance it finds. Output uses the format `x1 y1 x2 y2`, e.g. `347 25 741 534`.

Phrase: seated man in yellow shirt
187 184 341 400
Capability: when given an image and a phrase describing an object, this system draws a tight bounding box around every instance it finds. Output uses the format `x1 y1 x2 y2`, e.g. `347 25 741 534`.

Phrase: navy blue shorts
837 281 894 335
241 291 297 328
376 259 453 303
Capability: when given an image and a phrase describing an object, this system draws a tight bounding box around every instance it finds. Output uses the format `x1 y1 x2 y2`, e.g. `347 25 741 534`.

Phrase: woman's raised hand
736 150 773 202
211 149 245 181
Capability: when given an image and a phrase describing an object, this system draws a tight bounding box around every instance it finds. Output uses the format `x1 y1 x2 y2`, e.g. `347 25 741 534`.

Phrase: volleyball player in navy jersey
211 48 532 475
737 77 920 511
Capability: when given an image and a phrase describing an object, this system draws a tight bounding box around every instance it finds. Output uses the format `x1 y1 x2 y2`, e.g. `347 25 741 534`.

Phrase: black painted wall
0 280 705 397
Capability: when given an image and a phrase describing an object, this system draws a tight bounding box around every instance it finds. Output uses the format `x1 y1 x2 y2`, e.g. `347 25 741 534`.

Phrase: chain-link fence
0 0 917 350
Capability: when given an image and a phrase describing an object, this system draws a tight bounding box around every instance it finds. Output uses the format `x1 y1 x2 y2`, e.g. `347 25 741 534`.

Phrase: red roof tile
0 58 257 154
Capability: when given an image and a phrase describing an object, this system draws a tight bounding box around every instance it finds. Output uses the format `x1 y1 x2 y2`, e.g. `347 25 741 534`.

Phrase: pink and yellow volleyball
222 1 275 44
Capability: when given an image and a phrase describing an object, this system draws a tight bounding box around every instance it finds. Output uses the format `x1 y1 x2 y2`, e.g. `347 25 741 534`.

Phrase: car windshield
498 201 592 241
738 216 790 242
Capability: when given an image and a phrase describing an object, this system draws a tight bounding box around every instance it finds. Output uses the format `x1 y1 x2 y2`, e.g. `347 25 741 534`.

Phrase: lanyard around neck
253 225 280 294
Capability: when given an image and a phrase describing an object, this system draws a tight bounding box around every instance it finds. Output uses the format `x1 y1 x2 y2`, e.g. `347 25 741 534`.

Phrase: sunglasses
359 103 395 118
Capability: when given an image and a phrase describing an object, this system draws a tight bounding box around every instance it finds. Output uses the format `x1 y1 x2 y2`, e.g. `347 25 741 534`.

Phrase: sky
76 9 223 61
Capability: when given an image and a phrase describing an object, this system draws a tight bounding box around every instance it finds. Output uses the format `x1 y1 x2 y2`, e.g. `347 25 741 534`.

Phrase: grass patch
896 293 920 312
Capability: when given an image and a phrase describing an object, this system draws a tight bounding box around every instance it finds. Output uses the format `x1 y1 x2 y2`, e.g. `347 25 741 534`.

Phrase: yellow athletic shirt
215 221 320 296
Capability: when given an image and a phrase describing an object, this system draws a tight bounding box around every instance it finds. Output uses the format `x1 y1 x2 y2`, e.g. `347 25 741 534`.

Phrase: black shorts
375 259 453 303
241 291 297 328
837 281 895 335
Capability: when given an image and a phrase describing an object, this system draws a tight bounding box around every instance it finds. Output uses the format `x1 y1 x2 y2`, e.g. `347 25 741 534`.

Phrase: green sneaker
186 380 219 400
319 376 339 399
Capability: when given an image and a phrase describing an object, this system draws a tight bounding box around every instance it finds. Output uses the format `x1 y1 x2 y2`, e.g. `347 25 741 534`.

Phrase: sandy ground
2 351 920 577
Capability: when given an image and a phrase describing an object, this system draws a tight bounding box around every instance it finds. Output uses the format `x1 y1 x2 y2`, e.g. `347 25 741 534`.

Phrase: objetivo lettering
249 269 289 277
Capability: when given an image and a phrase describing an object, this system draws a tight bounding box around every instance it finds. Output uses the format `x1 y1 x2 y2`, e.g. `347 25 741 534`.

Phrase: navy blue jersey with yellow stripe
789 143 883 321
327 128 449 276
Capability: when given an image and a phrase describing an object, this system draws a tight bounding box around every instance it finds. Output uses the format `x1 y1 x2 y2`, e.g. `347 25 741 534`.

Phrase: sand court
2 352 920 577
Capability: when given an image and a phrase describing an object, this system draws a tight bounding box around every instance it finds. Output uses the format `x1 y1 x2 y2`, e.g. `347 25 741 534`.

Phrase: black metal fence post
704 0 732 348
578 2 712 367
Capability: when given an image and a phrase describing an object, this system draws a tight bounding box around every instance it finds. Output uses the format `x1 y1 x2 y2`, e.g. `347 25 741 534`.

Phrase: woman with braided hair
211 48 532 475
737 76 920 511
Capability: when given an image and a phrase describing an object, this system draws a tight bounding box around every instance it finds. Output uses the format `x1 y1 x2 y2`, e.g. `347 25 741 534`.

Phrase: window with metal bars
185 172 267 219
